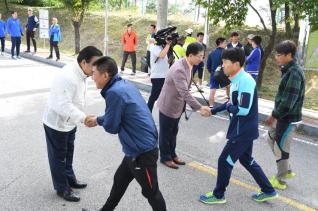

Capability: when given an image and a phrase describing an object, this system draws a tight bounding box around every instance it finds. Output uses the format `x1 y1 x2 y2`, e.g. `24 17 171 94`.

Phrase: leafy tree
59 0 91 54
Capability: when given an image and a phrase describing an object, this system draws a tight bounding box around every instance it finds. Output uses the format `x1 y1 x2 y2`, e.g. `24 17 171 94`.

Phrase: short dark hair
186 42 204 57
197 32 204 37
275 40 297 58
11 11 17 15
231 32 239 37
77 46 103 64
251 35 262 45
150 24 156 29
127 23 133 27
216 37 226 46
221 48 245 67
92 56 118 78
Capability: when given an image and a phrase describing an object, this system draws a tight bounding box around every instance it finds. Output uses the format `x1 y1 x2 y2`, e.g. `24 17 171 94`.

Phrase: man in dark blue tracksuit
199 48 277 205
25 8 39 53
83 56 166 211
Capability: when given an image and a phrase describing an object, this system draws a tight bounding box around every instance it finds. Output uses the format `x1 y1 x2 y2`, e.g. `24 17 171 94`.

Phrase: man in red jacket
120 23 138 75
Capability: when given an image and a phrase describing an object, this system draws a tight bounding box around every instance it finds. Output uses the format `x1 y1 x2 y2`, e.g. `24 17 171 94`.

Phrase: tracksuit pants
101 148 166 211
147 78 165 112
11 36 21 57
0 37 4 52
49 37 60 59
267 120 295 184
213 138 275 199
159 112 180 162
192 61 204 79
121 51 136 73
26 30 37 52
44 124 77 192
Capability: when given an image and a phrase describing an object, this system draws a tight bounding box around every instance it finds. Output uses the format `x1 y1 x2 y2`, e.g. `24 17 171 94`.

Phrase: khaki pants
267 120 296 184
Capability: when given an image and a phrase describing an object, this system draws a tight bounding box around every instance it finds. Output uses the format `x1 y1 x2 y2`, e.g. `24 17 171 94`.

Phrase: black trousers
11 37 21 56
159 112 180 162
121 51 136 73
49 38 60 59
147 78 165 112
44 124 77 192
0 37 5 52
102 149 166 211
147 50 151 68
26 30 37 52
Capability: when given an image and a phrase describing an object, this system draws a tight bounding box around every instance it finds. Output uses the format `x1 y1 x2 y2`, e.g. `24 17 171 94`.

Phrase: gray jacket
157 58 202 119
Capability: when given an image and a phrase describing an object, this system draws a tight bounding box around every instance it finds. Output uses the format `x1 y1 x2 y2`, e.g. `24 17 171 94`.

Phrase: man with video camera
147 28 172 112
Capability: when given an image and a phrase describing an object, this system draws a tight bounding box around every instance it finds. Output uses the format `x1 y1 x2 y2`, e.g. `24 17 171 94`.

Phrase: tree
59 0 91 54
4 0 9 12
196 0 276 89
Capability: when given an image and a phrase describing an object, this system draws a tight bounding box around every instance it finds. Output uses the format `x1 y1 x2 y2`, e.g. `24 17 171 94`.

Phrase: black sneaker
46 56 53 59
57 189 80 202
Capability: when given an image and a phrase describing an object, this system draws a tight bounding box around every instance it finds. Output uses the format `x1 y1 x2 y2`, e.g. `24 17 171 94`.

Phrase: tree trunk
72 21 81 54
72 12 84 54
5 0 9 12
257 0 277 89
285 2 292 38
293 13 300 34
157 0 168 30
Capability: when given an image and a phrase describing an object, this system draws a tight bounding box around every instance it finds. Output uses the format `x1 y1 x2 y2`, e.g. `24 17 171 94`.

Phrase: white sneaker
0 52 3 55
17 56 22 59
11 56 17 60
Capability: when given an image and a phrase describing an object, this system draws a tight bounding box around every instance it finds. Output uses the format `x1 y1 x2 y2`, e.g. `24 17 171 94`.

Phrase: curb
11 50 318 138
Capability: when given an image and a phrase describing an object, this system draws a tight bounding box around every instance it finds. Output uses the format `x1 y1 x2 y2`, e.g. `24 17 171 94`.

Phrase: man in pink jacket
157 42 211 169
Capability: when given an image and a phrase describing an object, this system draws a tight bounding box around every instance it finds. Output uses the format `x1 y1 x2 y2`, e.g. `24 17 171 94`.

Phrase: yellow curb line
188 161 316 211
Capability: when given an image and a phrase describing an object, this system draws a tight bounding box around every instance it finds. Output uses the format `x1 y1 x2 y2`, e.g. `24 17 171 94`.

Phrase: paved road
0 54 317 211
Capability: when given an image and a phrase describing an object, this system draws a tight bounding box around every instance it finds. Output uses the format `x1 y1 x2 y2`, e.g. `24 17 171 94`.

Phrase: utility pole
157 0 168 30
104 0 109 56
203 0 210 48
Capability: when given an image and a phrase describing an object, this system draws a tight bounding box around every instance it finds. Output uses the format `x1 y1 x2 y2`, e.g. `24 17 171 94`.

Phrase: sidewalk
4 43 318 137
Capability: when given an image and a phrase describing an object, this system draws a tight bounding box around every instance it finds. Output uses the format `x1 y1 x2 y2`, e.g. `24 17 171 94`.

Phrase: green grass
305 30 318 67
1 3 317 111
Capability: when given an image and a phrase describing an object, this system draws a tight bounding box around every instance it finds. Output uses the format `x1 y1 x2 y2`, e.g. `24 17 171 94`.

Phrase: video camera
154 26 179 46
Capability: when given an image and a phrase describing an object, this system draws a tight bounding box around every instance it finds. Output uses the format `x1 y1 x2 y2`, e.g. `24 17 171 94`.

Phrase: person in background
146 24 156 70
157 43 211 170
83 56 167 211
47 17 62 61
120 23 138 76
243 34 254 57
183 28 196 50
25 8 39 54
0 13 6 56
43 46 103 202
192 32 207 89
7 11 23 60
173 36 186 60
147 37 171 112
200 48 277 205
266 40 305 190
207 37 228 106
226 32 242 49
246 35 262 81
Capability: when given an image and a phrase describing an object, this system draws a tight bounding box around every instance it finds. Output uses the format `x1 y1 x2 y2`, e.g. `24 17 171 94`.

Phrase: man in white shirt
43 46 102 202
147 39 171 112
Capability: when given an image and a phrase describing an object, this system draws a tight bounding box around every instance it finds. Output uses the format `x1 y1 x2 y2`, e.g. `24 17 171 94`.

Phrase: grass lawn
305 30 318 67
1 3 317 111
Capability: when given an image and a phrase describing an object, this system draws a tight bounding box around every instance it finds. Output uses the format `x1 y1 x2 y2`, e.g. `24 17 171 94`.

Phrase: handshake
199 106 212 117
84 115 98 127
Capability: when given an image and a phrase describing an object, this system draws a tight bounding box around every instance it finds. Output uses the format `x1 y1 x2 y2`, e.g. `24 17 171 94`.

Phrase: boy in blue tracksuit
7 11 23 59
207 37 228 106
47 17 62 61
199 48 277 204
82 56 166 211
0 13 6 55
246 36 262 81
